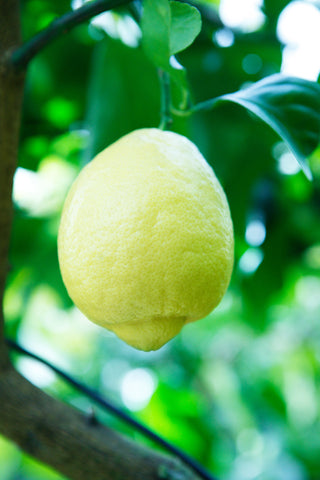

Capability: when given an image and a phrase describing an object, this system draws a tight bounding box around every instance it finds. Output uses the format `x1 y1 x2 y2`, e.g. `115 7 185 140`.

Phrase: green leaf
142 0 171 70
141 0 200 108
219 74 320 179
142 0 201 69
85 38 160 159
169 1 202 55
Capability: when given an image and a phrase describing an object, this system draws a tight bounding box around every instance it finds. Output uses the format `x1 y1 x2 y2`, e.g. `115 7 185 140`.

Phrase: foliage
3 0 320 479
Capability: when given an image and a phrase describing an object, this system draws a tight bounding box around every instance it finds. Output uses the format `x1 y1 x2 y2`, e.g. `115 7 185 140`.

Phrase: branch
7 338 217 480
10 0 133 69
0 364 202 480
0 0 25 367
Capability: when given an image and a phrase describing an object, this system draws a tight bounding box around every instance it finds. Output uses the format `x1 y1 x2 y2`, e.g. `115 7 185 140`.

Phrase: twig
6 338 218 480
10 0 132 69
171 96 222 118
159 69 172 130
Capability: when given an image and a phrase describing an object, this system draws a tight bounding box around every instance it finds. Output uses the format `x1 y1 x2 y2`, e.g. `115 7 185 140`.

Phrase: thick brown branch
0 0 25 365
7 338 216 480
0 365 200 480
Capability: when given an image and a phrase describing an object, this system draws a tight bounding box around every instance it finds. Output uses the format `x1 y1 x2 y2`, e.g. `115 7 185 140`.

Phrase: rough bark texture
0 2 203 480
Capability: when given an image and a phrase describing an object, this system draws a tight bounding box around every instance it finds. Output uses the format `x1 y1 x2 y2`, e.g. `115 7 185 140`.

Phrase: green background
2 1 320 479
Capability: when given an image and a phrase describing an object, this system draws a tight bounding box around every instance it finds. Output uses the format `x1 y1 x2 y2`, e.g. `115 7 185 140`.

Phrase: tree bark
0 3 203 480
0 366 199 480
0 0 24 363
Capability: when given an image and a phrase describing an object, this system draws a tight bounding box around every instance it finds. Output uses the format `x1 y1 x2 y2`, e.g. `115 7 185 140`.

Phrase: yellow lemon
58 129 234 351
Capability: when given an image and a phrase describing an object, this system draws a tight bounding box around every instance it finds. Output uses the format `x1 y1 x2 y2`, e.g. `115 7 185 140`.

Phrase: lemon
58 129 234 351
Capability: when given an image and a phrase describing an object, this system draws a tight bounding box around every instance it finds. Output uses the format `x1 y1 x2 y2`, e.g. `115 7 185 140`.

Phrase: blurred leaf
169 2 202 56
0 435 21 480
263 0 293 28
219 75 320 179
241 222 290 322
22 453 68 480
85 37 160 159
140 383 210 460
44 97 79 129
142 0 170 69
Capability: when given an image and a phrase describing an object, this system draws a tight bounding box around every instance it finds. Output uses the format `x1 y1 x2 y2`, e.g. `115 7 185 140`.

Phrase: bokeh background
2 0 320 479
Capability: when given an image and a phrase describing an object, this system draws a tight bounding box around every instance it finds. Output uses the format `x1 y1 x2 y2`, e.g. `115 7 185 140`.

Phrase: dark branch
7 338 217 480
0 0 25 367
10 0 133 69
0 364 203 480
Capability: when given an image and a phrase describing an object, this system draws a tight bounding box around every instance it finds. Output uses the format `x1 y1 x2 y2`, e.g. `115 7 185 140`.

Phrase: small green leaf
169 1 202 55
142 0 201 69
141 0 201 113
219 74 320 179
142 0 171 69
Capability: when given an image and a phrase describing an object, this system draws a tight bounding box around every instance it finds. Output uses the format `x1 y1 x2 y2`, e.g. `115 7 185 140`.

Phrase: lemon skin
58 129 234 351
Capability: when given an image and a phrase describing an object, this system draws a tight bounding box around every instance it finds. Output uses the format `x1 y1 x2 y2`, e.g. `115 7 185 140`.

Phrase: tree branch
0 0 25 367
0 365 201 480
10 0 132 69
7 338 217 480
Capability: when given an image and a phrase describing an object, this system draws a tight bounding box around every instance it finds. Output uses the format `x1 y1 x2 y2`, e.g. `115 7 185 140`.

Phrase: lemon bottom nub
108 316 187 351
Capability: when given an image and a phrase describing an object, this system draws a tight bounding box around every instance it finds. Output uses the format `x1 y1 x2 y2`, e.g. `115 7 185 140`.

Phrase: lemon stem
171 96 223 118
158 69 172 130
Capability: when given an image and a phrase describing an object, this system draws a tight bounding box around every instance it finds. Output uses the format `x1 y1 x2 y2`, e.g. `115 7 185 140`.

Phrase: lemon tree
58 129 234 351
2 1 320 480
